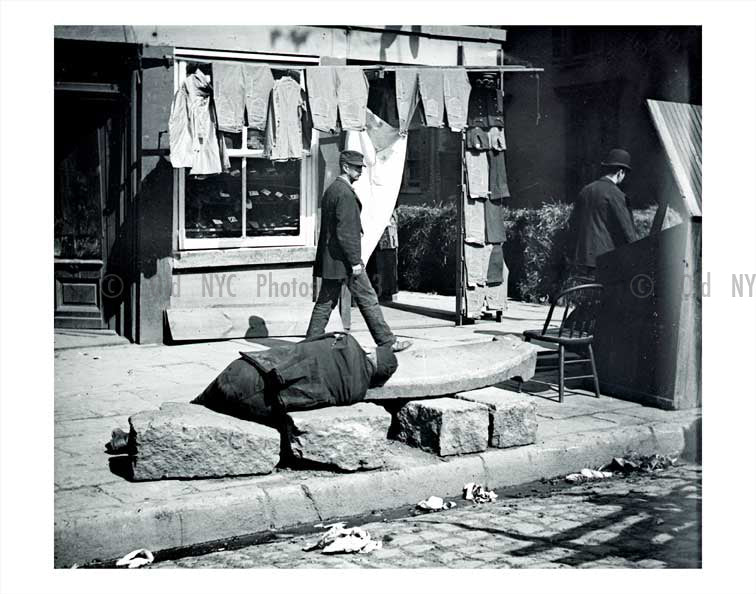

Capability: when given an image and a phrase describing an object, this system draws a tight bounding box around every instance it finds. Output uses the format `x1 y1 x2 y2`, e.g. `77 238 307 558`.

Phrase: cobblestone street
151 464 701 569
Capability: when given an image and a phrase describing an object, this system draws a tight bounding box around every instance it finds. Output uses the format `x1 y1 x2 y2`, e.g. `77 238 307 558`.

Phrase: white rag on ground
303 522 382 555
345 109 408 262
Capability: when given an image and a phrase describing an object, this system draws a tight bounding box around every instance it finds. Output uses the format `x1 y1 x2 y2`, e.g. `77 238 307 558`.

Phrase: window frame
173 49 320 251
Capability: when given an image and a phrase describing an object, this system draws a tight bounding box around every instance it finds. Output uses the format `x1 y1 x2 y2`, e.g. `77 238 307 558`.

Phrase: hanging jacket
265 76 307 161
168 69 230 175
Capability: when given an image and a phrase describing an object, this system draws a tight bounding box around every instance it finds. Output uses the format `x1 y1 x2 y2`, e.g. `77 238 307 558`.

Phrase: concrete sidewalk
54 304 701 568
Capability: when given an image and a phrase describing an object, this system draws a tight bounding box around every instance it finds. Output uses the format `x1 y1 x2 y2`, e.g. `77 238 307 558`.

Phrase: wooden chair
521 284 604 402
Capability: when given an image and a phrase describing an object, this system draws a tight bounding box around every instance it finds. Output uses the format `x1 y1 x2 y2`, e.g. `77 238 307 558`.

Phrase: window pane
246 129 265 150
55 94 108 259
223 132 243 150
246 159 300 236
185 160 243 238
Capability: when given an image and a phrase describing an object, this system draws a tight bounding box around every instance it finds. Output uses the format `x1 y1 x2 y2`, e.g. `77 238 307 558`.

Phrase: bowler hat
372 344 398 385
340 150 365 168
601 148 632 170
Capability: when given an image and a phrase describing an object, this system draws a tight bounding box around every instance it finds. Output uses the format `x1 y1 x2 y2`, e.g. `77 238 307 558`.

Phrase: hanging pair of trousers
213 63 275 133
306 269 395 347
395 69 420 135
418 69 444 128
488 149 511 199
465 149 489 199
443 69 471 132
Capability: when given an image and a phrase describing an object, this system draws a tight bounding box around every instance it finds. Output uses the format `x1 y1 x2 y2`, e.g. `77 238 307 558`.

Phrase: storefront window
246 159 300 236
185 159 244 239
176 54 316 250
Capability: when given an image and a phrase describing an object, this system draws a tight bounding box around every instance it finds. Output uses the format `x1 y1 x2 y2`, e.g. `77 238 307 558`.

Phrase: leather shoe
391 339 413 353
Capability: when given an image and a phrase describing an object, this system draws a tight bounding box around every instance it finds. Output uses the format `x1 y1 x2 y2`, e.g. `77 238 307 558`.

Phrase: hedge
394 202 666 304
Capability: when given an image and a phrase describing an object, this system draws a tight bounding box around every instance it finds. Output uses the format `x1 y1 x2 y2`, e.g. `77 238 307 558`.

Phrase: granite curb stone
129 402 280 480
396 398 489 456
455 387 538 447
284 403 392 471
54 417 699 567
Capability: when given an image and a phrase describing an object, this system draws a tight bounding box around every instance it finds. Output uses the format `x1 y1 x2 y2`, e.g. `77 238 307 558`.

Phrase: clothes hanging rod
360 65 543 73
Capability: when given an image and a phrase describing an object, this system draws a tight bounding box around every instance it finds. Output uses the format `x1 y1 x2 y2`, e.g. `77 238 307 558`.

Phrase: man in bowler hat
306 149 412 352
570 148 638 280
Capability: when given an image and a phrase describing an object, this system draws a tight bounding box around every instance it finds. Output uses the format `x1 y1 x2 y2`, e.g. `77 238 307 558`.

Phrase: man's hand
351 263 364 276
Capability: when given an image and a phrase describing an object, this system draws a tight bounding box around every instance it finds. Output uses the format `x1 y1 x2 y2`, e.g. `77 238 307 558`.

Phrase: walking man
570 148 638 281
306 150 411 352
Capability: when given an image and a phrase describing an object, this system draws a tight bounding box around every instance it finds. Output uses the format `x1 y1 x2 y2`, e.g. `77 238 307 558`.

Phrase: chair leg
518 336 529 393
588 343 600 398
558 344 565 403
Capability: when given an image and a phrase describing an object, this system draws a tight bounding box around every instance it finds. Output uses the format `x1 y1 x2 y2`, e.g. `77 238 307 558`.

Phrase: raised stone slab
456 387 538 448
284 403 392 472
128 402 280 480
396 398 489 456
365 336 537 401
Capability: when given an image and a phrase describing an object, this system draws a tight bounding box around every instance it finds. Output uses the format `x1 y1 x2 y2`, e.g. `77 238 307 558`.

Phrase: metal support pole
456 131 466 326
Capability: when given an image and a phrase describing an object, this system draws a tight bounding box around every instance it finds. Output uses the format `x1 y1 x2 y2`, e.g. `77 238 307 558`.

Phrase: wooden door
54 87 125 329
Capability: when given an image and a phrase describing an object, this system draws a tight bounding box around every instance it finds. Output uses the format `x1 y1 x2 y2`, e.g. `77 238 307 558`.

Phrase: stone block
128 402 280 480
366 335 538 401
396 398 489 456
284 403 392 471
456 387 538 448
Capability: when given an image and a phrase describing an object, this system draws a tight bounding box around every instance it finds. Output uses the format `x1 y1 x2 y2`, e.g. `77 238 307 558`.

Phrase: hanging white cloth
344 109 408 262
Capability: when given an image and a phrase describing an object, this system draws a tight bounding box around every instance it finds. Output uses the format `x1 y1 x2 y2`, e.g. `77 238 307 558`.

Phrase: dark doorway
54 86 128 329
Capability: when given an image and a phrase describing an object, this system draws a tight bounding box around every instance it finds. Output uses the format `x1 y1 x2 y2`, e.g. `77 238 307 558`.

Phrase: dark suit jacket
572 177 638 268
314 177 363 279
240 332 373 412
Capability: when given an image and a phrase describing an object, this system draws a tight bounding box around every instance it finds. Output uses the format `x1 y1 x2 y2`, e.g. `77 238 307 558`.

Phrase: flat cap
339 150 365 167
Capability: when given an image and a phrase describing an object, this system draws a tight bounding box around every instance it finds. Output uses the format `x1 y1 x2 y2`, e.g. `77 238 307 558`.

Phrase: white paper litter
566 468 614 483
463 483 498 503
416 496 456 511
304 523 382 555
115 548 154 569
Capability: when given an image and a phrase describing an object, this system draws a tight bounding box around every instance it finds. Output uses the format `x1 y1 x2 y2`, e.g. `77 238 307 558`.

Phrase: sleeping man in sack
191 332 398 421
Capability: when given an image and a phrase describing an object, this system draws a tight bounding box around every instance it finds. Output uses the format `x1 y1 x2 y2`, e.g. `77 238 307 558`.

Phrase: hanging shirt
265 76 307 161
168 69 230 175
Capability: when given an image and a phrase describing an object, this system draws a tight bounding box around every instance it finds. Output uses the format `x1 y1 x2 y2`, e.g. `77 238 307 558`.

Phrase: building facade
54 26 508 343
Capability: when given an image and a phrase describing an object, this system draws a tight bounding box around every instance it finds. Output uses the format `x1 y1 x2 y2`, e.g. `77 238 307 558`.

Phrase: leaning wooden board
365 335 538 401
